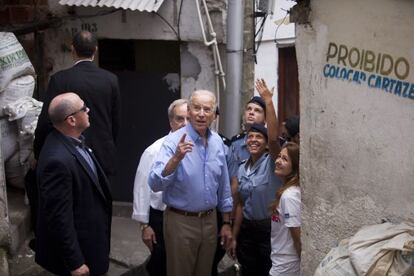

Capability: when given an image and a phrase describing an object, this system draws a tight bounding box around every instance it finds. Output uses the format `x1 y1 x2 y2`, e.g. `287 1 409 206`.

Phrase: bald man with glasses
35 93 112 276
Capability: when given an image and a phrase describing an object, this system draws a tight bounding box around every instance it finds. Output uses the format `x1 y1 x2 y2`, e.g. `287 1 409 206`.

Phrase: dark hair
284 115 300 138
72 31 97 58
246 96 266 113
248 123 268 141
271 142 299 212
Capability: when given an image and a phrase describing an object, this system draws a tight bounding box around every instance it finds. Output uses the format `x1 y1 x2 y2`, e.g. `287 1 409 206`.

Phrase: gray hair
168 99 188 120
189 90 217 111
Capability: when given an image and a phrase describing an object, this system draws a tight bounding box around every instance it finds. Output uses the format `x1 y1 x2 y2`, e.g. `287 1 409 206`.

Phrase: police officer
227 96 267 197
229 79 282 276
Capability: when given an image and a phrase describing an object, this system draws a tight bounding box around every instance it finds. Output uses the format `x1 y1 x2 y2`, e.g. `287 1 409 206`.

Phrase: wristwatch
140 223 150 231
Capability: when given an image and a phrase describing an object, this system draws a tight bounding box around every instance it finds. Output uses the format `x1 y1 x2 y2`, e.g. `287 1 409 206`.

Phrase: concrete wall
45 0 226 97
180 42 217 99
295 0 414 274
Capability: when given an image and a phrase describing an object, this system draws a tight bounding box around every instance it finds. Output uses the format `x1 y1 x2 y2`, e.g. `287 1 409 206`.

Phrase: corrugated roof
59 0 165 12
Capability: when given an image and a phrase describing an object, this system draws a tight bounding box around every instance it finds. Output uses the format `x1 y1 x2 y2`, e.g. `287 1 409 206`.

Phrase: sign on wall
323 42 414 101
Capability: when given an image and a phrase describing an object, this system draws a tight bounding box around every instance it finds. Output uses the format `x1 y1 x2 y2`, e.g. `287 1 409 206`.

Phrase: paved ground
109 216 149 275
109 216 237 276
9 213 236 276
8 217 148 276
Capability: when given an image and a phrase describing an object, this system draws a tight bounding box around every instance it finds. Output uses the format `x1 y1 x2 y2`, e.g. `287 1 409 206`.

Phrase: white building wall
254 0 296 111
295 0 414 273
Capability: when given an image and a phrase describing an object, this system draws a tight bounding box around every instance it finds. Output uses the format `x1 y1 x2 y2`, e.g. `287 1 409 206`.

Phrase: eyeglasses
64 104 88 121
191 104 213 114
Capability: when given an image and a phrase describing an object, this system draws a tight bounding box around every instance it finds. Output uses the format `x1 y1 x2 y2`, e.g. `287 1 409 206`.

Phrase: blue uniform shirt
228 134 249 178
149 123 233 213
238 153 282 220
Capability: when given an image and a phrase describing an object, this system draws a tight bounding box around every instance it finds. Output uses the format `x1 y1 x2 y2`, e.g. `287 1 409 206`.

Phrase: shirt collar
186 123 211 142
242 135 248 148
67 134 87 148
246 152 268 173
74 59 93 66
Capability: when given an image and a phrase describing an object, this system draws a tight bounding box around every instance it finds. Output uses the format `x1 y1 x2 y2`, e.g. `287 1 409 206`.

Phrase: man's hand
162 133 194 177
227 239 237 260
174 133 193 161
142 226 157 251
255 78 274 102
220 224 233 250
71 264 89 276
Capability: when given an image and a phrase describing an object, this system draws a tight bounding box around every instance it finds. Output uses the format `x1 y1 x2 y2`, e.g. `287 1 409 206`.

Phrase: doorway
278 46 299 127
99 39 180 201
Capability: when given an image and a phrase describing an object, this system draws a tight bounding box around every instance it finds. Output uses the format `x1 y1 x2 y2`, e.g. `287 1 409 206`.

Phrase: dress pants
236 218 271 276
146 207 166 276
164 208 217 276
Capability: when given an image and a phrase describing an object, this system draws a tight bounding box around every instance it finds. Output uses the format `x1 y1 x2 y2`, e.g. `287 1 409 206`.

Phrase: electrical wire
273 10 289 46
177 0 184 41
254 15 267 58
152 12 179 39
253 0 269 64
254 16 265 37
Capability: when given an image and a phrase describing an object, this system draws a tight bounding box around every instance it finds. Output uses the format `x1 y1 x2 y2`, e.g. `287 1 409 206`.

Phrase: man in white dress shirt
132 99 188 276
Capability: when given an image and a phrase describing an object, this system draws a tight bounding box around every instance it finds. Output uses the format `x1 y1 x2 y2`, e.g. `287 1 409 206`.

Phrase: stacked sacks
314 222 414 276
0 32 42 189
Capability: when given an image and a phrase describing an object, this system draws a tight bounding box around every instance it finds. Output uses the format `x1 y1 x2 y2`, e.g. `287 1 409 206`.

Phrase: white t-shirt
270 186 301 276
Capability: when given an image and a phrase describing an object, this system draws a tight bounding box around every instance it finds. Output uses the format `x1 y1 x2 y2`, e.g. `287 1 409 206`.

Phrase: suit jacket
34 61 121 176
35 130 112 276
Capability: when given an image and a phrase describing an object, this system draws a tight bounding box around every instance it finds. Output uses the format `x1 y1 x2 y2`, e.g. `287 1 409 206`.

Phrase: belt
168 207 214 218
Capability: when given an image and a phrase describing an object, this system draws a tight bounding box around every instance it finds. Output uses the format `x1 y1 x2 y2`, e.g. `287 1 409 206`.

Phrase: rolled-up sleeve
148 140 177 192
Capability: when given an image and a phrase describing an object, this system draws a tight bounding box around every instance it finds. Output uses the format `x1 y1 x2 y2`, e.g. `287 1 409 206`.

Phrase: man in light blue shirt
149 90 233 276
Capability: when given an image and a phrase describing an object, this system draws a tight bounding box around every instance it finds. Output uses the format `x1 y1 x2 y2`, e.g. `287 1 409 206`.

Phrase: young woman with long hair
270 142 301 275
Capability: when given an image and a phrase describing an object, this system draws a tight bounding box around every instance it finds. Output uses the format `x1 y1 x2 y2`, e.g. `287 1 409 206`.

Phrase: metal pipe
195 0 216 46
195 0 227 132
223 0 244 138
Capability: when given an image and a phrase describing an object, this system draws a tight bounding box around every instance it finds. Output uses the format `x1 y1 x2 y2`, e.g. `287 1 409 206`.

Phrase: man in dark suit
34 30 121 178
36 92 112 276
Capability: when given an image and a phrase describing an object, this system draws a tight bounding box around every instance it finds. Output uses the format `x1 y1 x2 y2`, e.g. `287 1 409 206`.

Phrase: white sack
349 222 414 276
314 239 358 276
0 32 35 92
3 96 41 122
3 97 41 166
4 151 27 189
0 119 19 162
18 101 42 137
0 75 35 118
